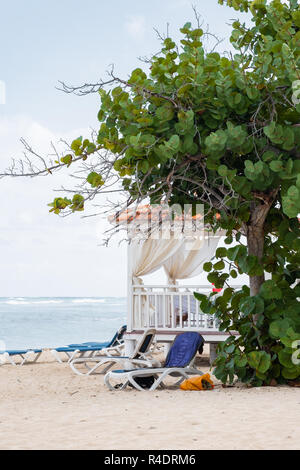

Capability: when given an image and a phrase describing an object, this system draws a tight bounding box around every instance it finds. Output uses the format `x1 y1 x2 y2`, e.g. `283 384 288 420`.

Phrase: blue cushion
67 341 109 348
1 349 42 355
164 332 204 368
67 325 126 349
54 345 106 352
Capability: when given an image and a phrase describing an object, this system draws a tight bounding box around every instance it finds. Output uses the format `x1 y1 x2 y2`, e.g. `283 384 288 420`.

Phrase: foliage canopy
4 0 300 385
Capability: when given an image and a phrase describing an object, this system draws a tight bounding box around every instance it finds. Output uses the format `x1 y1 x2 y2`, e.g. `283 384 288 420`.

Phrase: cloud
124 15 146 39
0 114 89 157
0 114 127 297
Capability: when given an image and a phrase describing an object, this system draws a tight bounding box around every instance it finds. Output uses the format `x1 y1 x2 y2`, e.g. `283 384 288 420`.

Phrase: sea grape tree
2 0 300 385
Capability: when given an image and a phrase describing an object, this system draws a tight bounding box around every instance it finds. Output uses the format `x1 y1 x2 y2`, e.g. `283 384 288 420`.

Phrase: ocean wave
4 299 64 305
72 298 106 304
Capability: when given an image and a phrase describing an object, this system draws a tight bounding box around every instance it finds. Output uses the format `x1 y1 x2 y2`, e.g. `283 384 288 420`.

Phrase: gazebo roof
111 204 204 225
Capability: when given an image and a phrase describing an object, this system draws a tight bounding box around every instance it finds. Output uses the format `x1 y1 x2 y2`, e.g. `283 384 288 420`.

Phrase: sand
0 348 299 450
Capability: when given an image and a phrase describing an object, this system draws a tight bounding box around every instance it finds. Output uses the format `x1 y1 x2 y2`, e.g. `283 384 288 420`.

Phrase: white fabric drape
130 237 184 285
163 236 221 284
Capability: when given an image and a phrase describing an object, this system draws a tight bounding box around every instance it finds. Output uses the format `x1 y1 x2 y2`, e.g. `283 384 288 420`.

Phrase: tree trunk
245 203 268 327
245 201 271 297
247 223 265 296
244 192 278 297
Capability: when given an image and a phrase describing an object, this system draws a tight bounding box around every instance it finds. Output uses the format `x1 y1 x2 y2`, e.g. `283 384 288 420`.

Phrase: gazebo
111 204 240 363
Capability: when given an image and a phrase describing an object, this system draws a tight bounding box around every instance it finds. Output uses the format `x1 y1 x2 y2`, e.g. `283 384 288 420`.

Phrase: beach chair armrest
129 358 161 368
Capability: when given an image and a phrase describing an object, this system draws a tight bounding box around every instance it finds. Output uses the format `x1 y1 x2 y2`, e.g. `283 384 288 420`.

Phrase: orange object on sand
180 373 214 391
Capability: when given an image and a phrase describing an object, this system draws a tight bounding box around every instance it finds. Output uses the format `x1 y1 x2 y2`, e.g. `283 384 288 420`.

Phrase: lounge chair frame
0 349 42 366
70 328 160 376
104 332 204 391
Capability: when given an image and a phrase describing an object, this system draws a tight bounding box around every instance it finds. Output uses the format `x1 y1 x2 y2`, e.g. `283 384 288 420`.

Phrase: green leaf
138 160 150 174
264 122 283 144
287 185 299 200
235 355 248 368
215 247 227 258
214 260 225 270
71 137 83 155
194 292 207 302
71 194 84 212
156 105 175 122
246 87 260 101
167 135 180 151
281 366 300 380
182 134 195 153
278 348 295 368
269 319 291 339
281 128 295 151
245 160 255 172
270 160 284 172
225 344 236 354
260 280 282 300
61 154 73 167
218 165 228 177
248 351 271 374
282 196 300 218
203 262 212 272
239 296 256 315
87 172 104 188
205 130 227 154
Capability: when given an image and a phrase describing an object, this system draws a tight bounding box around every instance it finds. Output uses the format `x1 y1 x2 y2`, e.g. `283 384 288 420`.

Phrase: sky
0 0 252 297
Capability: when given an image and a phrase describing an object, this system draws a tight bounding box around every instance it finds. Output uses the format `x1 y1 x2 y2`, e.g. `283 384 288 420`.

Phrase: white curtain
163 236 221 284
130 237 184 285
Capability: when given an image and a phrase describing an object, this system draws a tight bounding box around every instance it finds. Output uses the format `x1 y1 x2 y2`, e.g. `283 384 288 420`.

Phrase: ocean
0 297 127 350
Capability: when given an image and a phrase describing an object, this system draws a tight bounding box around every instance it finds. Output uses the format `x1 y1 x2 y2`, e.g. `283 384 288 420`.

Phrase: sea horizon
0 296 127 351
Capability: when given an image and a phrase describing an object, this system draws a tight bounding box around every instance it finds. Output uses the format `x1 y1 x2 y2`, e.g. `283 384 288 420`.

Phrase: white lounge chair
0 348 43 366
70 328 160 376
104 331 204 391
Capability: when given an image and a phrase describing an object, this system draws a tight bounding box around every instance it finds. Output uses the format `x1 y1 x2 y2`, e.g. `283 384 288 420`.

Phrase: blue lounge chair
70 328 161 376
51 325 127 364
104 331 204 391
0 348 43 366
67 324 126 349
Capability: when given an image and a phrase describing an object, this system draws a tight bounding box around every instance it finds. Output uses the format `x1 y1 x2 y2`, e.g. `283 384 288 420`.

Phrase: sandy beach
0 347 299 450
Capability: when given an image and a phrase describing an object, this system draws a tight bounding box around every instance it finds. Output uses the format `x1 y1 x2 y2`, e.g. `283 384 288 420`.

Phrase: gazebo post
209 343 218 365
125 243 136 356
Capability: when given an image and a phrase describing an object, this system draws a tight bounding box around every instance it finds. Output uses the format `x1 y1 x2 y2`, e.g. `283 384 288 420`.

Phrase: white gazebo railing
130 284 243 332
131 284 220 331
